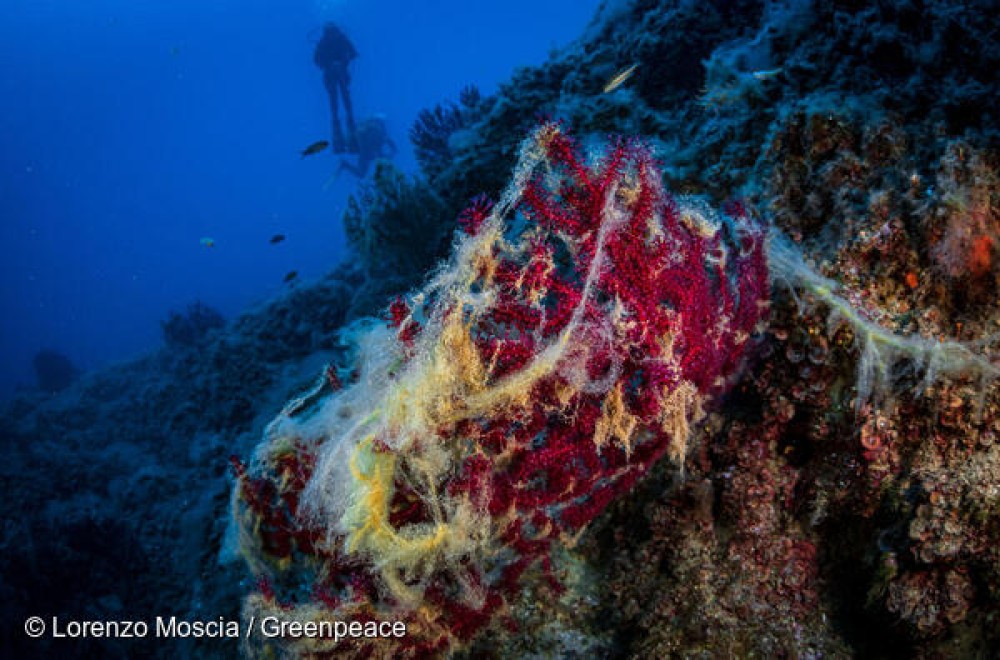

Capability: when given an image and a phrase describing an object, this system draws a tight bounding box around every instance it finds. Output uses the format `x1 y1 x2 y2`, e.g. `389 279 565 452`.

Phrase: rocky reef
383 2 1000 654
3 0 999 657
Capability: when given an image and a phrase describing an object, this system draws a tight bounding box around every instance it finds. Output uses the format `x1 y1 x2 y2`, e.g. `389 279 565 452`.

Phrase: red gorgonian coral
231 123 769 656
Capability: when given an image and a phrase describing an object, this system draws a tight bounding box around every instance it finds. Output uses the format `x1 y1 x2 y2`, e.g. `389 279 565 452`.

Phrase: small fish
603 63 639 93
751 67 783 81
200 237 215 248
269 234 286 245
283 270 298 283
301 140 329 158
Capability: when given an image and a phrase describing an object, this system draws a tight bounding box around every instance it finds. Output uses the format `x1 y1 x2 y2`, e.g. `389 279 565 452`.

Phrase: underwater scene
3 0 1000 657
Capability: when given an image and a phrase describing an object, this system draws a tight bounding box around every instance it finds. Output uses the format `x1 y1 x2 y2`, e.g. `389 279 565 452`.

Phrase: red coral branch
233 123 769 655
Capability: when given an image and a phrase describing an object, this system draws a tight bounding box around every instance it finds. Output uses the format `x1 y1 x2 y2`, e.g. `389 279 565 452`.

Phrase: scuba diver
313 22 358 154
336 115 397 179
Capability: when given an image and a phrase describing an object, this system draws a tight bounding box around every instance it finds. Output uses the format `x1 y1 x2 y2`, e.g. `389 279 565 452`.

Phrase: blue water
0 0 599 399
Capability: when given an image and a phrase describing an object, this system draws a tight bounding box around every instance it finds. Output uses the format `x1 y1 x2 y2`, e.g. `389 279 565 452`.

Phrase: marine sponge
232 123 769 656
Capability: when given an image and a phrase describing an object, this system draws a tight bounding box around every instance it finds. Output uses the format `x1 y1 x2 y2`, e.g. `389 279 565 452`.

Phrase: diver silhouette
314 22 358 154
337 115 397 179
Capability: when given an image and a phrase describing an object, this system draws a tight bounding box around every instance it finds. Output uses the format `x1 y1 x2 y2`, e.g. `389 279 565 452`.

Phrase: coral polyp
232 123 769 655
